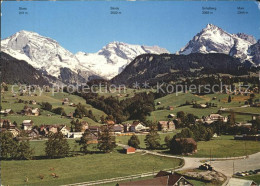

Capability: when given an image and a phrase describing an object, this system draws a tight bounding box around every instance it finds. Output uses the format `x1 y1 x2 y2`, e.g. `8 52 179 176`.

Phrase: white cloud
255 2 260 10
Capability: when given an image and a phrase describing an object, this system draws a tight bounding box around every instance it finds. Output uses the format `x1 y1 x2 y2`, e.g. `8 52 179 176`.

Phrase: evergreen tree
177 111 185 122
45 132 70 158
74 103 88 118
0 131 18 159
128 134 140 148
77 129 92 153
164 135 171 149
98 126 117 153
13 121 18 127
228 111 236 126
205 128 213 141
41 102 53 111
144 129 161 150
52 107 66 116
253 117 260 131
75 119 83 132
16 140 34 160
100 115 105 123
176 128 194 139
71 119 83 132
169 137 196 154
228 95 232 103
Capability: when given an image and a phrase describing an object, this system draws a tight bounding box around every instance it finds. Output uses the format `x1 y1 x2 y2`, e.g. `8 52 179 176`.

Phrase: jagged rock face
59 68 86 84
75 42 169 79
1 30 94 81
178 24 258 65
1 31 169 82
236 33 257 44
179 24 235 55
249 40 260 65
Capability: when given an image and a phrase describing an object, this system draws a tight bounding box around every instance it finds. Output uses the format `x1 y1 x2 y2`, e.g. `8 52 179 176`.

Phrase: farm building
123 123 131 132
68 132 84 138
106 120 115 125
124 146 136 154
27 129 39 139
0 109 14 116
22 120 34 131
129 121 149 132
32 108 40 116
59 125 70 136
0 119 14 128
234 134 260 141
158 121 175 131
119 171 193 185
67 112 74 119
226 178 257 186
113 124 124 134
167 106 174 110
168 114 175 118
8 128 20 137
88 126 100 133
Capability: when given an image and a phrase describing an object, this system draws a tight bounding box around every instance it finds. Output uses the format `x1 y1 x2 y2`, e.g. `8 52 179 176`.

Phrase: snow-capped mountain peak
178 24 258 65
1 30 84 78
75 41 169 79
1 31 169 81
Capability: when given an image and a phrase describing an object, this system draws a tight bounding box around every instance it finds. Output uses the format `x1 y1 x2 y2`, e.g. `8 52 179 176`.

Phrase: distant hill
111 53 251 86
0 52 50 85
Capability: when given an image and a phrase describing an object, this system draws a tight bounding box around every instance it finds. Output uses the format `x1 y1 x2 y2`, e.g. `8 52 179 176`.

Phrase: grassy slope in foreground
191 135 260 158
117 134 260 158
1 85 107 126
1 150 182 186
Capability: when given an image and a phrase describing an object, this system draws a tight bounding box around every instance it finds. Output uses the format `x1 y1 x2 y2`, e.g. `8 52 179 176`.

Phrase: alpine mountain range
1 24 260 85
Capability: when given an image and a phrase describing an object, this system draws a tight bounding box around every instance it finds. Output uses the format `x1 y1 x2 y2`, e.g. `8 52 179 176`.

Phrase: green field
1 148 182 186
116 133 260 158
191 135 260 158
148 92 260 122
1 86 107 126
97 87 155 101
29 139 79 157
116 131 180 149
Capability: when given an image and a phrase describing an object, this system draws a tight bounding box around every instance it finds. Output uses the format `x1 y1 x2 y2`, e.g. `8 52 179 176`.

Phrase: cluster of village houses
1 93 260 143
1 104 259 142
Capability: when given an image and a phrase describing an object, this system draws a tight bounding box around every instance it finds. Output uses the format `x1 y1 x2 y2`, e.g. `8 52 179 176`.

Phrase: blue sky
2 1 260 53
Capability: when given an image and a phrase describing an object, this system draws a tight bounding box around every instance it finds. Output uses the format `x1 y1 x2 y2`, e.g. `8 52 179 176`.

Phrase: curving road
63 144 260 186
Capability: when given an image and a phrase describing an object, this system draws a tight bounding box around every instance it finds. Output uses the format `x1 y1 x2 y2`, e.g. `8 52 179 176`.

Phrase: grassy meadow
1 148 182 186
147 92 260 122
116 131 180 149
1 85 107 126
191 135 260 158
117 134 260 158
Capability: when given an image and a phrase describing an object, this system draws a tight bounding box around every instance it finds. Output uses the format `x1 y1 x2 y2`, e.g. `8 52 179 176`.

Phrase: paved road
211 152 260 177
118 143 260 176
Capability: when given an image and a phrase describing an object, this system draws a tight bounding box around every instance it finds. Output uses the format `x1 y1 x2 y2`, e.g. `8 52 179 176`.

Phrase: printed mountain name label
19 7 28 15
237 7 248 14
202 7 216 14
110 7 122 14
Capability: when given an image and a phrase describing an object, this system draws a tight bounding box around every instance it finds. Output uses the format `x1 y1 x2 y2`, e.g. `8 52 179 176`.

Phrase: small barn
124 146 136 154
